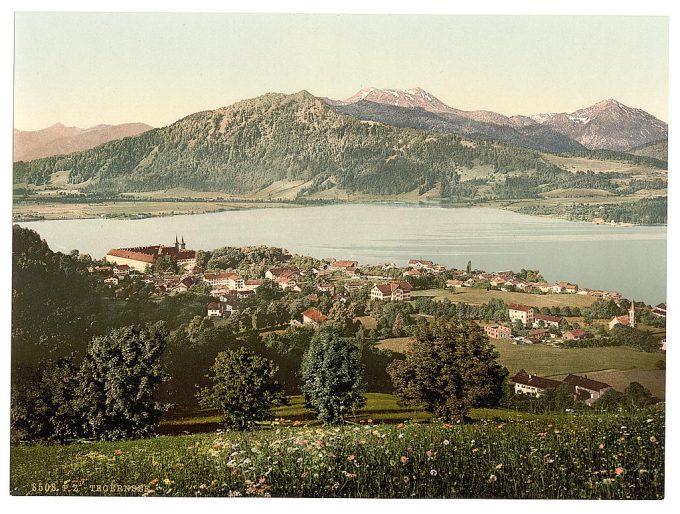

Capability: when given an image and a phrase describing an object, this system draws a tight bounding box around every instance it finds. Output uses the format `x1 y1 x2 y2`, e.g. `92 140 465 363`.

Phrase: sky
13 13 669 130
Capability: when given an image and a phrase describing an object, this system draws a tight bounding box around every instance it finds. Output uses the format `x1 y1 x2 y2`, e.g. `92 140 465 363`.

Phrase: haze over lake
19 204 667 304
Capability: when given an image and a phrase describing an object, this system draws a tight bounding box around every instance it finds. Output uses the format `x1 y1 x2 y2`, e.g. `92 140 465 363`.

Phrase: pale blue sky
14 13 669 130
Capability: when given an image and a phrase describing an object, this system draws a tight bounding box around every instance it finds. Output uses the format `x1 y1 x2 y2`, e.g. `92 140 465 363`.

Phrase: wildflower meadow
10 409 664 499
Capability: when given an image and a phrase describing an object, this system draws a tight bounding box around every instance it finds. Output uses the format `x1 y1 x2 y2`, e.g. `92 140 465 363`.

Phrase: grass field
412 288 598 309
10 410 664 498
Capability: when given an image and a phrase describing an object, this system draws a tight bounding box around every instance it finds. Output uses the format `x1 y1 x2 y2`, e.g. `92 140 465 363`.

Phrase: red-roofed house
302 307 328 325
370 282 413 302
608 302 636 330
328 260 359 272
533 314 564 329
204 272 244 290
563 329 589 341
446 279 464 288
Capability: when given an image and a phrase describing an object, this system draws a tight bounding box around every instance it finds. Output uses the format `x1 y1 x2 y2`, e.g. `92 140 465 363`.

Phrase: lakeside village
95 236 667 406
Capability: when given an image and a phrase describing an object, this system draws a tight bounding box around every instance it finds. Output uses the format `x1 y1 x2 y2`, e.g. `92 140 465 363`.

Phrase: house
608 302 636 330
551 282 578 294
562 374 611 405
489 277 506 288
446 279 464 288
563 329 589 341
328 260 359 273
533 314 564 329
660 337 666 352
173 276 194 293
275 270 301 291
370 282 413 302
113 264 130 276
207 300 239 317
105 236 197 272
204 272 244 290
484 323 512 340
318 283 335 294
408 259 434 271
652 303 666 318
242 279 264 291
207 302 223 317
403 269 424 278
509 370 563 396
534 282 552 293
302 307 328 325
508 304 535 325
265 266 301 280
344 281 364 292
103 276 119 286
527 329 550 342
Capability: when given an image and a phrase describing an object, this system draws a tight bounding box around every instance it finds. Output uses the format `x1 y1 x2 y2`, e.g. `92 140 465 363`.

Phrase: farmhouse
105 236 197 272
265 266 301 280
446 279 464 288
508 304 535 325
242 279 264 291
527 329 550 342
173 276 195 293
652 303 666 318
302 307 328 325
509 370 563 396
562 374 611 405
563 329 589 341
483 323 512 340
533 314 564 329
403 269 424 278
370 282 413 301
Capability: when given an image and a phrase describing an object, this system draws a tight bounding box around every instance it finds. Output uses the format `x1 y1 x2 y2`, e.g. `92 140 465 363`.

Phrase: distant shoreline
12 195 667 227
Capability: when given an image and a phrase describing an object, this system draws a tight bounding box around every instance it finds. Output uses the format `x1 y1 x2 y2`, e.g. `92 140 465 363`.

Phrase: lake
19 204 667 304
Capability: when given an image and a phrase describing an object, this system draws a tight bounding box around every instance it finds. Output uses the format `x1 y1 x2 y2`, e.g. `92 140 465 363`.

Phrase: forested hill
14 91 561 196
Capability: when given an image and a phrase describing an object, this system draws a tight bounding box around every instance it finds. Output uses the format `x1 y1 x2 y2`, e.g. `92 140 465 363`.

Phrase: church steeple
180 235 186 250
629 300 636 328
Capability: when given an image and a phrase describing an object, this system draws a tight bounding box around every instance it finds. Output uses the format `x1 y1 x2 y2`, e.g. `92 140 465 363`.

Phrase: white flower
442 439 450 446
430 469 438 476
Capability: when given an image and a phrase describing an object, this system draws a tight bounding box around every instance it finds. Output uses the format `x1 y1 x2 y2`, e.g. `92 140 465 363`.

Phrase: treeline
517 196 667 225
562 149 668 169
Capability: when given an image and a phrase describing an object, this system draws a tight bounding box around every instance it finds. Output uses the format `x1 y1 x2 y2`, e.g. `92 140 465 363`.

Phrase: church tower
628 300 636 328
180 236 186 250
174 235 180 250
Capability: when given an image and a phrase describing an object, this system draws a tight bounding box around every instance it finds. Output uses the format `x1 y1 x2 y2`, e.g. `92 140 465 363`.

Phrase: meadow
411 289 598 309
10 409 664 499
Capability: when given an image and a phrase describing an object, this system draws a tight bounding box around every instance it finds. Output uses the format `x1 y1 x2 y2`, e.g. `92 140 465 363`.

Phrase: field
412 288 598 309
10 409 664 498
490 338 665 398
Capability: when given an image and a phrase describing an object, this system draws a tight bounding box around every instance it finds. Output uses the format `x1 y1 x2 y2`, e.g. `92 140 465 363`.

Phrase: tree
198 347 286 430
301 329 366 424
152 255 180 273
387 319 507 421
75 323 169 441
11 357 81 442
622 382 658 409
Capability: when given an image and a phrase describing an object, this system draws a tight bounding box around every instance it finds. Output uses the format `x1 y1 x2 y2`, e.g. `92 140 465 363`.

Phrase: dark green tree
10 357 81 442
301 329 366 424
197 347 287 430
75 323 169 441
387 319 507 421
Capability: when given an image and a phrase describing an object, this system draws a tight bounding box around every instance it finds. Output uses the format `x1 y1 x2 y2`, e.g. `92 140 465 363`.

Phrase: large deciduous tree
75 323 169 441
301 330 366 424
387 319 507 421
198 347 286 430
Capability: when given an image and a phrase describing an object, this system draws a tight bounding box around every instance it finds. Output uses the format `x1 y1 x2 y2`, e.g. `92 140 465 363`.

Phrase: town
92 236 668 404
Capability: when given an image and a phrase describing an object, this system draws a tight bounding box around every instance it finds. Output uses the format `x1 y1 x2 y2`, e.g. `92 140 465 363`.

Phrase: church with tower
608 301 636 330
105 235 197 272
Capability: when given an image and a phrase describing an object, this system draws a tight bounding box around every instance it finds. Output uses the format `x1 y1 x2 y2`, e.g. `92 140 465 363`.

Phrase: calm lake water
19 204 667 304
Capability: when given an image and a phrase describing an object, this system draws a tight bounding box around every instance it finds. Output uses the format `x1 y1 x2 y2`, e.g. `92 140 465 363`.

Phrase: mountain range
13 122 153 162
13 88 667 201
325 87 667 153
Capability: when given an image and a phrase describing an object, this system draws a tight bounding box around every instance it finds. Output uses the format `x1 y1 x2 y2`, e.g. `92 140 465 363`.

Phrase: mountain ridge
13 122 154 162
